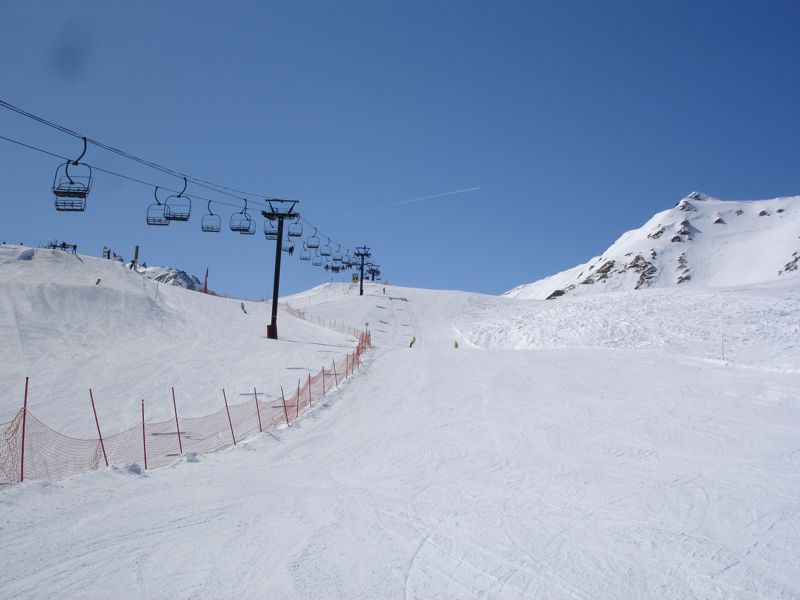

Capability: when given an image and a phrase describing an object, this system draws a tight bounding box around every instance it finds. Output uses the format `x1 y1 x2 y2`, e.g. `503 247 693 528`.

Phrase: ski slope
2 252 800 598
0 245 356 436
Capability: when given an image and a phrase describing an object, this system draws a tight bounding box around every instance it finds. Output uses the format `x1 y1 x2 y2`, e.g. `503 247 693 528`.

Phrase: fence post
281 385 290 425
332 359 339 389
296 379 300 419
222 389 237 445
346 354 350 378
89 388 108 467
254 387 263 433
20 377 29 482
172 387 183 454
141 399 148 470
322 368 326 396
308 373 312 407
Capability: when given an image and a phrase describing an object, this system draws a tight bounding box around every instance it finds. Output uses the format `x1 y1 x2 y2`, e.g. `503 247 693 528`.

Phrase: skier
453 341 459 349
409 336 416 348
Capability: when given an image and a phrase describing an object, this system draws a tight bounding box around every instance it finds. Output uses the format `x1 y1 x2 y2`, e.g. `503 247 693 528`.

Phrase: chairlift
307 228 320 249
164 177 191 221
287 218 303 238
230 200 255 234
299 241 311 261
53 137 92 211
264 221 279 240
312 250 323 267
319 239 332 257
332 245 343 262
282 240 295 254
331 264 341 273
146 187 170 226
201 201 221 232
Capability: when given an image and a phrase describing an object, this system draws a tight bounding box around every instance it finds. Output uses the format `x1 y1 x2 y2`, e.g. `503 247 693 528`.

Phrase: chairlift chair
332 245 343 262
264 221 279 240
282 240 295 254
201 201 221 232
146 187 170 226
312 250 323 267
164 177 191 221
287 219 303 238
306 228 320 249
52 137 92 211
319 239 332 257
299 241 311 261
230 200 255 234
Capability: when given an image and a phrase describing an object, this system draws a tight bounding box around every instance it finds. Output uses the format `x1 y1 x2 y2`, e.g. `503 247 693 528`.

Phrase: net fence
0 327 370 485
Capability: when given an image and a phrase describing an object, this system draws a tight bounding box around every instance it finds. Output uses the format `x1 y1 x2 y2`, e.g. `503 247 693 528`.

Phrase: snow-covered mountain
505 192 800 300
135 264 204 290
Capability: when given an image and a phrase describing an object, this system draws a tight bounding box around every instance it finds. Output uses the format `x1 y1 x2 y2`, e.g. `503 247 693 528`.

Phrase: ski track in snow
1 250 800 599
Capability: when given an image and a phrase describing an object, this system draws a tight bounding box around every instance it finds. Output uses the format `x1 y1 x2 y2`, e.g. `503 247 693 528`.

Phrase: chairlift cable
1 124 371 259
0 98 265 200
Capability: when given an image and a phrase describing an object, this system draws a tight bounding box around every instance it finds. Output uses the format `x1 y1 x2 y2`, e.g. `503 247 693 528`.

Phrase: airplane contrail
345 186 480 214
386 186 481 207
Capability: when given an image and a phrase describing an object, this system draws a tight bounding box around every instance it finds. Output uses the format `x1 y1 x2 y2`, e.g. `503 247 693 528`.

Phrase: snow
505 193 800 300
0 246 355 435
2 245 800 598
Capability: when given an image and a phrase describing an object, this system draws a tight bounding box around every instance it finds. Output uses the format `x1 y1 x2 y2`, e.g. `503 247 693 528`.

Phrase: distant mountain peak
506 192 800 300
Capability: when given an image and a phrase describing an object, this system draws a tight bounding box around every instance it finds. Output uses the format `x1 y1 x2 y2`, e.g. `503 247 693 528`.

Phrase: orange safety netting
0 328 371 486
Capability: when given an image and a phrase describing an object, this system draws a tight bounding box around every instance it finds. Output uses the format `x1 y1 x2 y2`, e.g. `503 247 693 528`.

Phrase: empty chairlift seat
52 137 92 212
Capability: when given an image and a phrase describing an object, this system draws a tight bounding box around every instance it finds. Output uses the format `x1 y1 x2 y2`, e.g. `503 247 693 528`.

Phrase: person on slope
453 340 459 349
409 336 416 348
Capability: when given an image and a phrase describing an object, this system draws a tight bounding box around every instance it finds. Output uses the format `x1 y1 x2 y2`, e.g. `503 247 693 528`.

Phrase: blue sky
1 1 798 298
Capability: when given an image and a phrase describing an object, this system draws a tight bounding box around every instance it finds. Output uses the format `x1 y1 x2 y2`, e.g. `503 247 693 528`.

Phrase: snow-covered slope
0 245 354 435
506 192 800 300
2 253 800 598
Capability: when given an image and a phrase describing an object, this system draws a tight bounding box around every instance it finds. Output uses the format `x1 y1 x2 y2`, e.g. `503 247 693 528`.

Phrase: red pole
332 359 339 389
308 373 312 407
172 387 183 454
20 377 29 482
90 389 108 467
254 387 263 433
296 379 300 419
322 368 326 396
141 399 148 470
222 389 237 445
280 386 290 425
346 354 350 378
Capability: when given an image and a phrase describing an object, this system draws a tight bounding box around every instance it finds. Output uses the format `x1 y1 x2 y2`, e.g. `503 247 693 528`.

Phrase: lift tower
353 245 372 296
262 200 299 339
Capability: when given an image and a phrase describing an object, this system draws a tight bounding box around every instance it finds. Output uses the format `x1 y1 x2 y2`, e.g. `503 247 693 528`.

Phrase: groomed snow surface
2 246 800 599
